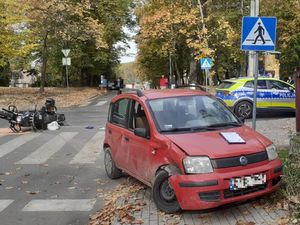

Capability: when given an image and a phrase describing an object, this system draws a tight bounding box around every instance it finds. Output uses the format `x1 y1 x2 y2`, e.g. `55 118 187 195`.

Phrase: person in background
159 75 168 89
287 75 294 85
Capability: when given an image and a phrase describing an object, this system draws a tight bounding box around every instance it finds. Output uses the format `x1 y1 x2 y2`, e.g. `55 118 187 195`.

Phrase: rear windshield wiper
206 122 242 128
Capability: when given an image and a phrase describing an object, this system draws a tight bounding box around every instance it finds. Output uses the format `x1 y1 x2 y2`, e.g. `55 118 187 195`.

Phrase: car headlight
266 144 278 161
16 116 22 123
183 156 213 174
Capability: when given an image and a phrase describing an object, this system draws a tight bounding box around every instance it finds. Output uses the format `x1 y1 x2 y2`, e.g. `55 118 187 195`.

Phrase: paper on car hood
165 126 271 158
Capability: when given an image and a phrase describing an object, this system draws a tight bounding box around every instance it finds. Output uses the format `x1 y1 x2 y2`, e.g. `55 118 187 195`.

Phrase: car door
268 80 296 109
243 79 270 109
106 98 131 170
124 99 153 183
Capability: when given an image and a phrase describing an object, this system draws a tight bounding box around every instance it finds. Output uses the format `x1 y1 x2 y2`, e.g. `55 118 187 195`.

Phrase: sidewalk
246 117 295 148
89 180 289 225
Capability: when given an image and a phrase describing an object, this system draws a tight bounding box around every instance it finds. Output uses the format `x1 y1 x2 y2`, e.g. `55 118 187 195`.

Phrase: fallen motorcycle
0 98 65 132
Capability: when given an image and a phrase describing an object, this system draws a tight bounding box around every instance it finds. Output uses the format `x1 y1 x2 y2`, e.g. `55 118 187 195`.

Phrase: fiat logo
240 156 248 166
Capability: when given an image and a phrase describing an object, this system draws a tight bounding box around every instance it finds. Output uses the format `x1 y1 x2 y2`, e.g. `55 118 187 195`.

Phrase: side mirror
134 128 148 139
238 117 245 124
289 86 295 92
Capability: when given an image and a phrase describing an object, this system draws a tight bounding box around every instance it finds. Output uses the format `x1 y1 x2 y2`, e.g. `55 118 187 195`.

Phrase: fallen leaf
288 196 300 204
236 220 255 225
277 218 289 225
5 186 13 190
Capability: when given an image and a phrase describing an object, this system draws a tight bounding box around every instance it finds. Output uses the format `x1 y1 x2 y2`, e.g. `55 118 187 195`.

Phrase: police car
216 77 295 119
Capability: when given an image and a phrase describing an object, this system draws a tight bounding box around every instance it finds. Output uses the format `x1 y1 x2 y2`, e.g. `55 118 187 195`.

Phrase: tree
135 0 245 85
0 0 35 86
26 0 108 91
261 0 300 78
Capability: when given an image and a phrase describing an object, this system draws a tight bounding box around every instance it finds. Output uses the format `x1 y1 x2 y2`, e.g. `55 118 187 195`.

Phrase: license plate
229 173 266 191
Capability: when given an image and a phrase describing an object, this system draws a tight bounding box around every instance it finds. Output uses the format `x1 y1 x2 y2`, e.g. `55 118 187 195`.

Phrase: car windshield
148 95 241 133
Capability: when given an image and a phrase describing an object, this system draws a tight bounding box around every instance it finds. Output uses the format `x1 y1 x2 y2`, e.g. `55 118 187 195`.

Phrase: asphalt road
0 91 125 225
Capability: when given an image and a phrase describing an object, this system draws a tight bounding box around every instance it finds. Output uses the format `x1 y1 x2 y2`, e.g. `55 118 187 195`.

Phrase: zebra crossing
0 200 13 212
0 130 105 215
0 131 104 165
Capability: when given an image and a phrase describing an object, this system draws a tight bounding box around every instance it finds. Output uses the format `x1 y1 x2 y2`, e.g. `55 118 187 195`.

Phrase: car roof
114 88 209 101
143 89 209 99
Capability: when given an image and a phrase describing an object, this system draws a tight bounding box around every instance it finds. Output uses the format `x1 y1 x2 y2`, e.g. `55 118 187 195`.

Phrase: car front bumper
169 159 283 210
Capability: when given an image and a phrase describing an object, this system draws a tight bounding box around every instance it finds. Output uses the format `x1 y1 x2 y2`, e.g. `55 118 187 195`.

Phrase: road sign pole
252 53 259 130
247 0 259 78
66 65 69 90
295 68 300 132
205 69 208 91
62 49 71 90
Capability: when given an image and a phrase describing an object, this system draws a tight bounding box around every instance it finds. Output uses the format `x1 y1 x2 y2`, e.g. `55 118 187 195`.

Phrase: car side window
269 80 291 90
257 80 267 89
129 101 150 135
244 81 254 88
111 98 129 127
243 80 267 89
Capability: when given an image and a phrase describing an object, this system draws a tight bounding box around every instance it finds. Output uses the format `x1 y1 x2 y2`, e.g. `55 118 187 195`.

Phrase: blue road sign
201 58 212 69
241 16 277 51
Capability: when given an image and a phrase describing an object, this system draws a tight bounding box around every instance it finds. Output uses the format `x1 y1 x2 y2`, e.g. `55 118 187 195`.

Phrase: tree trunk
197 0 206 32
40 32 48 93
189 58 198 83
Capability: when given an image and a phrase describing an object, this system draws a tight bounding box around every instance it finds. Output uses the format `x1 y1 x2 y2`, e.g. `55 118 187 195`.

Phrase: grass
277 148 300 219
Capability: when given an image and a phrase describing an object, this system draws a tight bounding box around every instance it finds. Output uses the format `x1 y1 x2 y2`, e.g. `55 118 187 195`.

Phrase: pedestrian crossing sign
201 58 212 69
241 16 277 51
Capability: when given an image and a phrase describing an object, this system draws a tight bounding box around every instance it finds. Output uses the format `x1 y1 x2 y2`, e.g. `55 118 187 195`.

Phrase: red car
103 89 283 213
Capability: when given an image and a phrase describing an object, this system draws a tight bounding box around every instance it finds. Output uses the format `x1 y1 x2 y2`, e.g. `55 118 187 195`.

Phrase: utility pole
247 0 259 78
250 0 259 130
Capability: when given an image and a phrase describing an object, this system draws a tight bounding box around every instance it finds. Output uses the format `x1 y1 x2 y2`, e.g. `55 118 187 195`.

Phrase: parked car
103 89 283 212
216 77 295 119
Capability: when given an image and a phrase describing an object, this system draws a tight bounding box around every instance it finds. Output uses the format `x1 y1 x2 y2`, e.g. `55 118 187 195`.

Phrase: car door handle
108 129 112 134
124 136 129 141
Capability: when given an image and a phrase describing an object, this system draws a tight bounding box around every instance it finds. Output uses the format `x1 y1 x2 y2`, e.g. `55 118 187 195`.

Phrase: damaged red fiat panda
103 89 283 213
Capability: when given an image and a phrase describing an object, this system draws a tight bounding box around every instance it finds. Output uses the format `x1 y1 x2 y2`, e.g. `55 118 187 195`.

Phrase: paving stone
183 213 194 225
222 209 238 225
245 203 267 224
112 186 290 225
237 204 256 223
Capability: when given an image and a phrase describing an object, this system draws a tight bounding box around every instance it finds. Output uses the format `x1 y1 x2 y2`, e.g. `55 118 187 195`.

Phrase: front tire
104 148 122 179
234 101 253 119
152 170 181 213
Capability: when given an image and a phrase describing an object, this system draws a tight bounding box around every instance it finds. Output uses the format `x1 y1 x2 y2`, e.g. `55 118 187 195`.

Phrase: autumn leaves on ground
0 87 104 110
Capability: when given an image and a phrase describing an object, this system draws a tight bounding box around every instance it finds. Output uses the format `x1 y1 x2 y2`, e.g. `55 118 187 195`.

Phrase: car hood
165 126 272 158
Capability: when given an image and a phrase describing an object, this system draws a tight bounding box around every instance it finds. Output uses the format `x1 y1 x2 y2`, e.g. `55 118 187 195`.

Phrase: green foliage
135 0 300 84
261 0 300 77
0 0 134 89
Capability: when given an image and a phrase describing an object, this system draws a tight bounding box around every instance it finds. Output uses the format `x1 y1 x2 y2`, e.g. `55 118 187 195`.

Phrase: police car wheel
235 101 252 119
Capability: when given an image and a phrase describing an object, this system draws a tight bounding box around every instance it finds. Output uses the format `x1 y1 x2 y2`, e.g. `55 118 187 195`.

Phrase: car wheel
104 147 122 179
235 101 253 119
152 170 181 213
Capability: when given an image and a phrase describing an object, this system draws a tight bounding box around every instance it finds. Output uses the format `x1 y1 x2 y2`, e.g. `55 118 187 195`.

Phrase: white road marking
80 101 90 107
95 100 107 106
22 199 96 212
0 200 13 212
16 132 77 164
69 132 104 164
0 134 40 159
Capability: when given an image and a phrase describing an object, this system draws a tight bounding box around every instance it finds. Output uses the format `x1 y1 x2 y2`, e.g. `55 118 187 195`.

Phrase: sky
120 39 137 63
119 27 138 64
